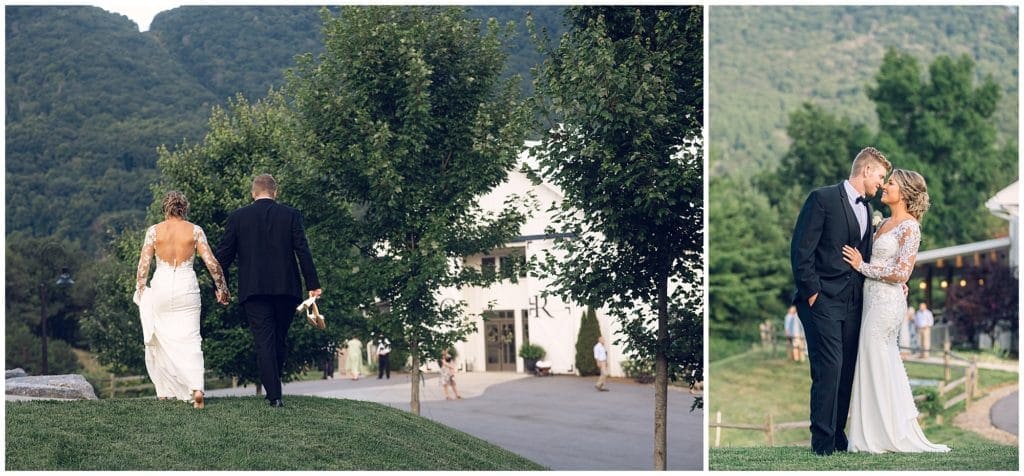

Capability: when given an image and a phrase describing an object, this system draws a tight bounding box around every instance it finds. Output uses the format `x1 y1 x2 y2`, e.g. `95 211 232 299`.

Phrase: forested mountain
6 6 217 249
5 5 565 252
709 5 1018 177
149 7 328 102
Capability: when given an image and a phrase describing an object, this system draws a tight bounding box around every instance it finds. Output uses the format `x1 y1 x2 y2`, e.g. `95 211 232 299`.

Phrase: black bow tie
856 196 870 205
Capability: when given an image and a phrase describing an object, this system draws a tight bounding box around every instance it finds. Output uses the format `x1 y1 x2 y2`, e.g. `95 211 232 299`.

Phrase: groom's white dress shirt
844 180 868 237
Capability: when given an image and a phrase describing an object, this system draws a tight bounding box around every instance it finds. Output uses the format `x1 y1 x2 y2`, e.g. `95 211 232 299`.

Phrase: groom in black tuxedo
216 174 322 407
790 147 890 455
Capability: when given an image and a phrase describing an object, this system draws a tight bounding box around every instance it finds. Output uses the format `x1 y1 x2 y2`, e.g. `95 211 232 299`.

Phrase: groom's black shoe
268 398 284 408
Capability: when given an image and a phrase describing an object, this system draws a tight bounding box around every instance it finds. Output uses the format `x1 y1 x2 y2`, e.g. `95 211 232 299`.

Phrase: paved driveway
207 372 703 470
990 390 1018 436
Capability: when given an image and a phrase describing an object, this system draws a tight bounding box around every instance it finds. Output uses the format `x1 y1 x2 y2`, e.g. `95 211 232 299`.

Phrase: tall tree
758 102 875 230
530 6 703 470
287 6 533 415
708 176 791 343
868 48 1017 247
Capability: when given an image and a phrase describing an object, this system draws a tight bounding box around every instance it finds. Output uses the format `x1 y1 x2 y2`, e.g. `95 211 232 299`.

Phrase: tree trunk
654 275 669 470
410 339 421 415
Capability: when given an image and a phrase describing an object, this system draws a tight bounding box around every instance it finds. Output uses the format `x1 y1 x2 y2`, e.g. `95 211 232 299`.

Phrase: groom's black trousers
796 289 862 455
243 295 301 401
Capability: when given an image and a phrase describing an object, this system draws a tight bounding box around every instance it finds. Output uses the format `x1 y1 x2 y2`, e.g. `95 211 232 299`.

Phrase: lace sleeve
858 220 920 284
194 225 228 294
136 225 156 293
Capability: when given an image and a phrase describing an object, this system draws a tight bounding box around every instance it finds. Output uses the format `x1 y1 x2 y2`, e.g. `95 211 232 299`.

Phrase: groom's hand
309 288 323 298
808 293 818 307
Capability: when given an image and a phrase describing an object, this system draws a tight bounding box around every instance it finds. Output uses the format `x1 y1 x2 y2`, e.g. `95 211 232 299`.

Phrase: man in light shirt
593 336 609 392
914 302 935 359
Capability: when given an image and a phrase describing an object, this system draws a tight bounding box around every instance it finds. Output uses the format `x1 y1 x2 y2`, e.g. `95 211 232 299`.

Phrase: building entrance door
485 310 516 372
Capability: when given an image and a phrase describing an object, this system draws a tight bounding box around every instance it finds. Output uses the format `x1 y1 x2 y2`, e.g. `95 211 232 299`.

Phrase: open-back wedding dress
135 223 227 403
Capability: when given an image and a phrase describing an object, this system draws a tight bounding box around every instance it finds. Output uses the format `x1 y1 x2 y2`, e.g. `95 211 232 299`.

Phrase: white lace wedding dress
135 223 227 402
847 218 950 453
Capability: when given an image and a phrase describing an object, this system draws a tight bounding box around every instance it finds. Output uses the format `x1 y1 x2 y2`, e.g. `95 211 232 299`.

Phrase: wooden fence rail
107 371 223 398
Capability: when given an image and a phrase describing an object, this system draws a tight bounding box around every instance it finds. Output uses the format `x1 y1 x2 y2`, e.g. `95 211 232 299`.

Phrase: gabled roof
985 181 1018 220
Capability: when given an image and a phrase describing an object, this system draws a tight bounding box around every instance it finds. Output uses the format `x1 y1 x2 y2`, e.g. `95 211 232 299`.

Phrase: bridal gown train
135 223 226 402
847 218 950 453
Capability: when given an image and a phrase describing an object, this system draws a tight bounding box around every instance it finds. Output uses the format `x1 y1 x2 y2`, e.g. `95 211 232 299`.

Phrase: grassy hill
5 395 545 470
709 5 1018 177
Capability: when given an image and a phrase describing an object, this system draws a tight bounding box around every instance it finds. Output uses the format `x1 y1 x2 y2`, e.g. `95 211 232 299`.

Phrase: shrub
5 322 81 375
574 307 601 376
518 343 546 360
621 357 655 384
913 385 943 418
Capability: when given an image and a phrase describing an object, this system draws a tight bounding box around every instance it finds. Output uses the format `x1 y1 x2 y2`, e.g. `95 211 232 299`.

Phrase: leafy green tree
530 6 703 469
708 175 791 346
868 48 1017 247
758 103 875 229
287 6 533 415
573 308 601 376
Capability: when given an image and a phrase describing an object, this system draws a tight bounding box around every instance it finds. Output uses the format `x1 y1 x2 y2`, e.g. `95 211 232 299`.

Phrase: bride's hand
216 289 231 305
842 245 863 269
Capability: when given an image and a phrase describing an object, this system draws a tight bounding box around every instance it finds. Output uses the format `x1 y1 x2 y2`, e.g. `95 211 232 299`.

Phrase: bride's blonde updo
162 191 189 219
890 169 929 220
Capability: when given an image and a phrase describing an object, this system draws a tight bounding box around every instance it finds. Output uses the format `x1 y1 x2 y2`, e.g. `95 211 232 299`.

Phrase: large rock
5 374 98 400
6 368 27 379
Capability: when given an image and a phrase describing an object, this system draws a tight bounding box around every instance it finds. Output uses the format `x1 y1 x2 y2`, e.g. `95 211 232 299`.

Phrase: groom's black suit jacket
215 198 320 305
791 182 873 309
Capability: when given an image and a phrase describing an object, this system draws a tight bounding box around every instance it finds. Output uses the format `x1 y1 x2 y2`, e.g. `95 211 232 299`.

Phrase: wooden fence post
766 413 775 447
967 359 978 408
715 411 722 448
972 359 980 397
942 340 952 382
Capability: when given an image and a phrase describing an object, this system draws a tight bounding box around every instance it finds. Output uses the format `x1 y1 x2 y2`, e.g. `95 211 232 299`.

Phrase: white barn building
438 142 631 376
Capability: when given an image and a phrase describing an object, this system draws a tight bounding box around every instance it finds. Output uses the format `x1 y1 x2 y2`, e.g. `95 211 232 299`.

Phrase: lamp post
40 264 74 375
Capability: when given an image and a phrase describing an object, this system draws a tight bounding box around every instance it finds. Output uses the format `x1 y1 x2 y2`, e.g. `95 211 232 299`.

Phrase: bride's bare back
154 218 200 266
135 217 228 300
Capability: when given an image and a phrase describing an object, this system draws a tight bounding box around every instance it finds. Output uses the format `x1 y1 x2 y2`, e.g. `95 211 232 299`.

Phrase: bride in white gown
841 169 949 453
135 191 229 409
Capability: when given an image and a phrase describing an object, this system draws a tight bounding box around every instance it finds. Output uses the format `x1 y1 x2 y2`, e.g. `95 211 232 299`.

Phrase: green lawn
711 437 1018 471
6 396 545 470
709 348 1018 453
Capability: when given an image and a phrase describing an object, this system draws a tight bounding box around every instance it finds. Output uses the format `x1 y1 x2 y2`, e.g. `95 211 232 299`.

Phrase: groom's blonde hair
252 174 278 196
850 147 892 177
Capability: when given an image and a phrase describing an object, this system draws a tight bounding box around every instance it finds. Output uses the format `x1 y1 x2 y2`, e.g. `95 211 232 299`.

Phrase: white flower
872 211 883 227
